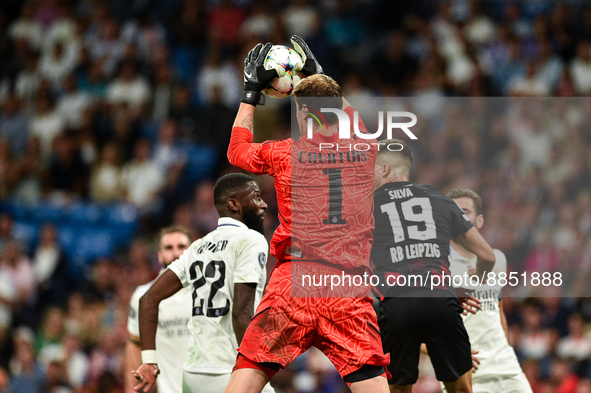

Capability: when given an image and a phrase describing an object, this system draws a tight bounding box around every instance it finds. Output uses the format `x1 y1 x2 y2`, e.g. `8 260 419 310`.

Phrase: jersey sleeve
227 127 279 175
127 287 144 337
447 198 474 239
167 247 195 288
493 249 507 296
233 231 269 284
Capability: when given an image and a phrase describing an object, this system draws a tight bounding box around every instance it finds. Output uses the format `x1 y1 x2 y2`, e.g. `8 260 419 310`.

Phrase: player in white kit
125 226 192 393
132 173 275 393
444 189 532 393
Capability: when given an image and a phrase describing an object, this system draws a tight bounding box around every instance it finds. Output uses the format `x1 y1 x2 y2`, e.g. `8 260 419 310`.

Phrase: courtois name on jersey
449 248 525 378
371 182 473 297
167 217 268 374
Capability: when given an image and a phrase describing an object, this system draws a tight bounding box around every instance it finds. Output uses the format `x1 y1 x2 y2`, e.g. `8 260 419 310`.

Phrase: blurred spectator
77 60 107 100
8 3 43 51
61 323 88 389
14 52 42 110
85 330 123 388
551 358 579 393
0 95 29 159
535 39 564 92
12 137 43 205
240 1 277 42
33 223 68 310
82 258 115 304
170 0 207 74
171 203 199 239
282 0 319 40
554 204 580 251
152 118 186 173
191 180 218 235
34 0 61 28
89 142 124 203
0 241 36 317
0 139 17 199
120 13 166 62
557 313 591 361
0 213 14 252
463 2 496 46
323 0 367 52
208 0 246 47
196 49 241 108
42 355 73 393
106 60 150 110
120 138 164 210
196 87 234 150
151 62 174 121
39 41 80 90
371 31 418 94
517 303 553 360
30 95 65 159
36 307 65 355
9 326 45 393
57 74 92 129
524 231 559 274
508 61 551 96
571 41 591 95
125 238 153 285
42 133 90 201
169 85 199 141
492 38 526 95
0 258 15 351
42 2 76 52
88 18 125 77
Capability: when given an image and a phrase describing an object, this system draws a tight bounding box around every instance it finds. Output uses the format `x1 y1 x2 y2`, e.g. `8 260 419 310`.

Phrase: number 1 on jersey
323 168 346 225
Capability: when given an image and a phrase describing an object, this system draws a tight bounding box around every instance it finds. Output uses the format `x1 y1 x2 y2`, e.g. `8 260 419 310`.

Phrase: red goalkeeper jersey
228 106 376 270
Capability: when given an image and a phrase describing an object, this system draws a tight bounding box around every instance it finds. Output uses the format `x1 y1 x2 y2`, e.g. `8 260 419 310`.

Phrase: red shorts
238 261 390 378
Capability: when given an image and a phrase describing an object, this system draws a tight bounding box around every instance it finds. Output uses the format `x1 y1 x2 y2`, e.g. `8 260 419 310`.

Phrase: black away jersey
371 182 473 297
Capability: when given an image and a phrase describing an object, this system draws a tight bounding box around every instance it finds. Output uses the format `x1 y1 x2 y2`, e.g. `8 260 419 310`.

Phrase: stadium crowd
1 0 591 392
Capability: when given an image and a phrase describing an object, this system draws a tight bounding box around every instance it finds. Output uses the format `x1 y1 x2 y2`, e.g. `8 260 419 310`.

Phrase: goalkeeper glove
242 42 285 106
290 35 324 76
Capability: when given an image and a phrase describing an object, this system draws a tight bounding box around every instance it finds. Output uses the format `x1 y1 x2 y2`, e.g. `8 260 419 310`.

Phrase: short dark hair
447 189 483 216
377 139 414 170
294 74 343 125
157 225 191 249
213 173 256 210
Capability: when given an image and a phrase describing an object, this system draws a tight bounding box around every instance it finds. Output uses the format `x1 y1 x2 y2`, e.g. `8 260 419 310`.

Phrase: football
262 45 305 98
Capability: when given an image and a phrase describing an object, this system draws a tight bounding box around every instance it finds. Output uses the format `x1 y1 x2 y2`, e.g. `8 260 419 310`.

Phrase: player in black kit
371 139 496 393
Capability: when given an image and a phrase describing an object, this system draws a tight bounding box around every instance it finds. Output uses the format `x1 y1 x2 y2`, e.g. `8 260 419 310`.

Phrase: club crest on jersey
258 252 266 269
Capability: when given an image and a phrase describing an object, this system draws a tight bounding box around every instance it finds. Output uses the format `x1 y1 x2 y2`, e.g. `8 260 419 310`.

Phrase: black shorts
378 296 472 385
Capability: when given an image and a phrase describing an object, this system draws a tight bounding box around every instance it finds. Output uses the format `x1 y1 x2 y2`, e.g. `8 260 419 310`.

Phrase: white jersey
448 248 525 379
168 217 268 374
128 276 192 393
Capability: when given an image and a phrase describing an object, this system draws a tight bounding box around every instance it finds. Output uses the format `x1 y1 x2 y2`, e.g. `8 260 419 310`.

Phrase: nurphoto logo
305 108 418 139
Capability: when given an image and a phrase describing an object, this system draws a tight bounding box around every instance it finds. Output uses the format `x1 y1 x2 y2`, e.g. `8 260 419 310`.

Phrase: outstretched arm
455 227 496 278
228 104 260 173
233 104 256 134
132 270 183 392
228 42 283 173
124 337 142 393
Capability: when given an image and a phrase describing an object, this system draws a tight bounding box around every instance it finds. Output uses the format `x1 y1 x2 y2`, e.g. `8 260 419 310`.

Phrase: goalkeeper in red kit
224 36 390 393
